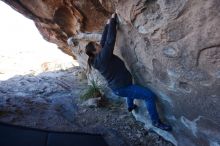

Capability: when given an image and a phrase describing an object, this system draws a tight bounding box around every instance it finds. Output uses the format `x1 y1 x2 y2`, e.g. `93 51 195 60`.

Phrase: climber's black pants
113 84 160 123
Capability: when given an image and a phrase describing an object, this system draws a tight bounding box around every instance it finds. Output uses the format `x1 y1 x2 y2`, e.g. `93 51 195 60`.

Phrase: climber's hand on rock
111 13 116 18
107 19 110 24
111 13 118 26
115 9 119 14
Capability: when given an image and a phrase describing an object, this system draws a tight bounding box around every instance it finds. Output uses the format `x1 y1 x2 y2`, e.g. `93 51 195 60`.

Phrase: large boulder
2 0 220 145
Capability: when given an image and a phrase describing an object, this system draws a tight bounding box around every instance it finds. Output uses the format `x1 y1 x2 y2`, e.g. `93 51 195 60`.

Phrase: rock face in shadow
2 0 220 145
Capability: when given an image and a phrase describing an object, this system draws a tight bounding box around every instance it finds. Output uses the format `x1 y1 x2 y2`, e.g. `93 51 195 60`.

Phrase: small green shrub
80 79 103 100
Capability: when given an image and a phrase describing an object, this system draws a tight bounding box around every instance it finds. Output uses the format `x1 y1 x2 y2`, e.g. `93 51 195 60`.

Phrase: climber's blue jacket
91 14 132 90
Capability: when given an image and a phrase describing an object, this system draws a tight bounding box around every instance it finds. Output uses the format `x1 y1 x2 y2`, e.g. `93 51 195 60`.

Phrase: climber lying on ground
85 13 172 131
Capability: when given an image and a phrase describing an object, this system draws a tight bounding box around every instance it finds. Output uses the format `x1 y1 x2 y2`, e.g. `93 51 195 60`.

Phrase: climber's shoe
152 120 172 131
128 104 137 112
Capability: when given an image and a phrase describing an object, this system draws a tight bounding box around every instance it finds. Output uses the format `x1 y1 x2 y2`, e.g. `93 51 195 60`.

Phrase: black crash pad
0 122 108 146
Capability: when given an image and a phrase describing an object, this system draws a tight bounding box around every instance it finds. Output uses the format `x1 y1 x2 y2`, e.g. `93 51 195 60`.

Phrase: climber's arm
100 20 109 48
104 13 117 52
97 13 117 63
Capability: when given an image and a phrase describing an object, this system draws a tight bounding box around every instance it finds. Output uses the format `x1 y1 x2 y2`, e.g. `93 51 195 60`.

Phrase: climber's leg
113 85 136 109
113 84 159 122
126 97 135 109
113 84 172 131
128 85 172 131
126 85 159 122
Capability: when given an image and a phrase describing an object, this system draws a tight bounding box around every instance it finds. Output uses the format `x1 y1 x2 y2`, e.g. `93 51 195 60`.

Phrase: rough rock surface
2 0 220 145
